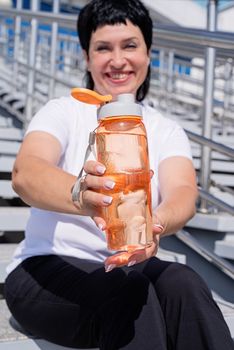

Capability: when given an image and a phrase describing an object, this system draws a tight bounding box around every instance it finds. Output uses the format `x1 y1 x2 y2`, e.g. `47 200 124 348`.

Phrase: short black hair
77 0 152 101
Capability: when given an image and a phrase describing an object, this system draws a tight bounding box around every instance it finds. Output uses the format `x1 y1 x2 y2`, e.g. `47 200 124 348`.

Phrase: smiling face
85 20 150 100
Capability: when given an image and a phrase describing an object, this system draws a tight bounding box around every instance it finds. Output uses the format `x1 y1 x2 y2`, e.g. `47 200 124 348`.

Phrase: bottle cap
98 94 142 119
70 88 142 120
71 88 112 104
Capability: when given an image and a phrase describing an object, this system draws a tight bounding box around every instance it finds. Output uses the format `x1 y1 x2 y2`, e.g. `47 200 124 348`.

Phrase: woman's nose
110 49 126 68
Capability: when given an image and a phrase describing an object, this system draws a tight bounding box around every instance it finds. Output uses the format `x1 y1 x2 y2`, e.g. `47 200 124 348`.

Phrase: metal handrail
0 8 77 28
176 229 234 279
186 130 234 158
0 7 234 50
198 188 234 215
154 26 234 51
185 130 234 214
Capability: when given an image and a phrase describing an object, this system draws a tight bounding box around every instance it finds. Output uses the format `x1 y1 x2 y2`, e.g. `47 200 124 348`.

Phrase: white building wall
143 0 234 32
0 0 11 7
218 7 234 32
143 0 206 29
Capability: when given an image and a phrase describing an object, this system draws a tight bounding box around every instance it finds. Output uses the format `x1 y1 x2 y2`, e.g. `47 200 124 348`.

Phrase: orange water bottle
71 88 153 252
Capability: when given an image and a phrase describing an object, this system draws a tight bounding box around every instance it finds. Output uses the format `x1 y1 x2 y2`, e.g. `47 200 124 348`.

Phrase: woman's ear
83 50 90 71
147 50 151 65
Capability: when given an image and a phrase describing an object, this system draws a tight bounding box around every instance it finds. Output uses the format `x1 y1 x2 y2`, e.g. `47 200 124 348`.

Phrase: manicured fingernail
98 223 104 231
127 260 137 267
105 264 116 272
104 180 115 189
103 196 113 204
96 165 106 174
153 224 164 231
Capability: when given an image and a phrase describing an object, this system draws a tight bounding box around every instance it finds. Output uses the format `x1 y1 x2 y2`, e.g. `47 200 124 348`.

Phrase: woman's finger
128 242 157 266
85 174 116 191
104 241 157 272
152 214 165 234
92 216 107 231
82 189 113 207
104 251 135 272
83 160 106 175
104 218 162 272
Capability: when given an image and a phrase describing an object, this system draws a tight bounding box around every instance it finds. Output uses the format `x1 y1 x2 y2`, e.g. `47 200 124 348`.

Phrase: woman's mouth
106 72 132 82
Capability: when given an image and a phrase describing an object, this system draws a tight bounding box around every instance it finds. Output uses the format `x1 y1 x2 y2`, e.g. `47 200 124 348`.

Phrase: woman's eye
125 43 137 49
96 46 109 52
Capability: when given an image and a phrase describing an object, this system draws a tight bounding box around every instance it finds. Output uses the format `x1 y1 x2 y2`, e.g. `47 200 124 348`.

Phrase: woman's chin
108 87 136 99
95 83 136 99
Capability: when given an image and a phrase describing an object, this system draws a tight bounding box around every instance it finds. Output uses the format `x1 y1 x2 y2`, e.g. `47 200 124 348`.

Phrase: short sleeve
158 124 193 163
25 97 71 153
142 104 193 166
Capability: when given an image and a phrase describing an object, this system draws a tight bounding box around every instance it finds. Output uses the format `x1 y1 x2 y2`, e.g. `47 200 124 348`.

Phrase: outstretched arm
12 131 112 217
155 155 198 236
12 131 77 213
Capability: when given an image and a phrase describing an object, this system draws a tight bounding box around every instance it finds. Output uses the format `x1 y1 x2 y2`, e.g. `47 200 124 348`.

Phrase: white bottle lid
97 93 142 119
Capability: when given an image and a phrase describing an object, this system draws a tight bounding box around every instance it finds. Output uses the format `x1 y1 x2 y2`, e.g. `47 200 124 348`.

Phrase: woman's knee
155 262 211 301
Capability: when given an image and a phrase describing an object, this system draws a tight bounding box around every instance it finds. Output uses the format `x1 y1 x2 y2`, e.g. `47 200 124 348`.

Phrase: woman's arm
155 155 198 235
12 131 112 216
12 131 79 213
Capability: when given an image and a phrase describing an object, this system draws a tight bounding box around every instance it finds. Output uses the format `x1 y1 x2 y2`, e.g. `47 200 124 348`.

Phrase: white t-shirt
7 96 192 274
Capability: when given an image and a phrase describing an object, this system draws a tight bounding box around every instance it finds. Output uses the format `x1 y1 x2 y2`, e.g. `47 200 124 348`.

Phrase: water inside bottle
96 132 153 252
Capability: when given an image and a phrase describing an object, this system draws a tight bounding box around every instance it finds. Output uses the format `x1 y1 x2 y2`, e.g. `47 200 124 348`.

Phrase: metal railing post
222 58 233 134
49 0 59 100
159 49 166 100
199 0 217 213
166 50 174 115
13 0 22 91
24 0 39 130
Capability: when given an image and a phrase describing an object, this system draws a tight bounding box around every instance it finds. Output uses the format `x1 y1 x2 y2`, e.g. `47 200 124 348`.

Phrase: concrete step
0 155 15 172
0 116 12 128
0 207 30 231
0 140 20 156
214 299 234 339
2 93 25 105
0 299 98 350
0 87 10 99
157 247 186 264
0 127 23 141
193 158 234 173
0 180 18 199
187 212 234 232
209 187 234 207
210 173 234 187
0 244 18 283
0 339 91 350
215 233 234 260
191 147 231 161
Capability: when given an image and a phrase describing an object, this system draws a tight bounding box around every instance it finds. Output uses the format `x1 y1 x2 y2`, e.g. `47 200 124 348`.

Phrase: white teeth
110 73 127 79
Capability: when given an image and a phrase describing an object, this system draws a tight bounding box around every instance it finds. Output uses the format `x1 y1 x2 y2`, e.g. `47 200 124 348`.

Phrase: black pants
4 255 234 350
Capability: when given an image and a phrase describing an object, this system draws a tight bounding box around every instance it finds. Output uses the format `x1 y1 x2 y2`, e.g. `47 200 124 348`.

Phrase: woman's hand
74 160 115 220
87 164 155 230
80 161 164 271
104 215 164 272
